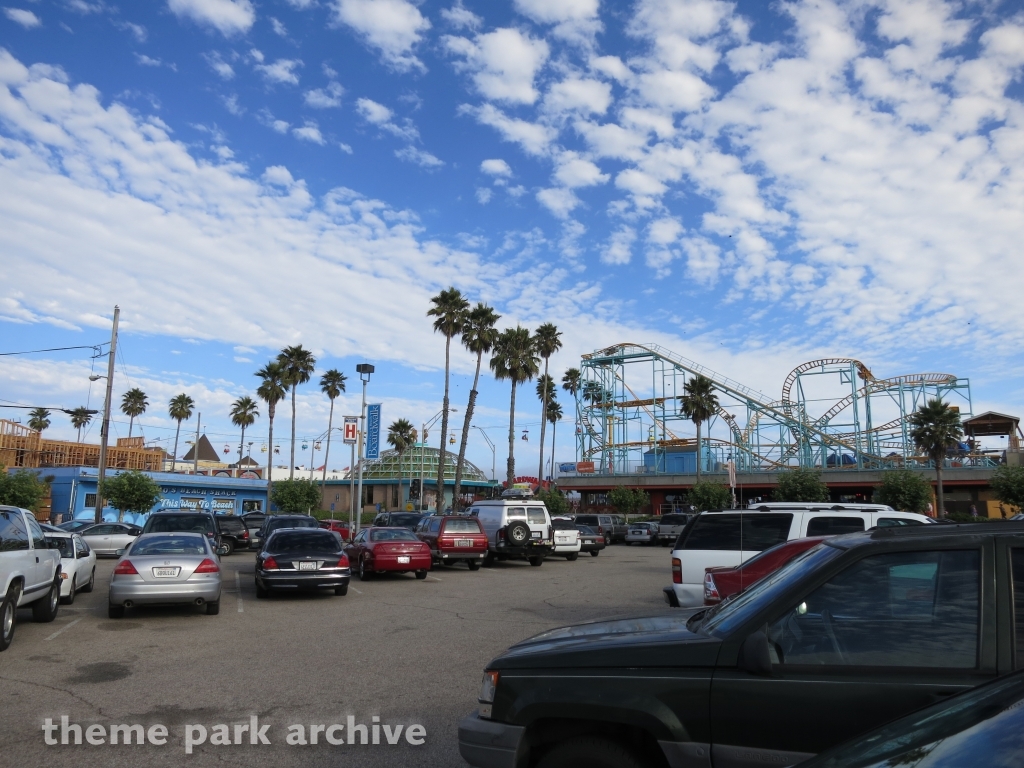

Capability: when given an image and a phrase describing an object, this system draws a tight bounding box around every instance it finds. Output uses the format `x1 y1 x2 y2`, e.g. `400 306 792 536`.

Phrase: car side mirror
115 548 126 556
738 631 773 676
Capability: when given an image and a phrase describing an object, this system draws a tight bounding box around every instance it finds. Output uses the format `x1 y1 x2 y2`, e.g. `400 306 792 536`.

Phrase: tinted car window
551 519 576 530
389 514 423 528
575 516 598 526
217 517 245 533
145 515 214 535
268 531 340 553
132 535 208 556
429 519 441 533
806 516 866 536
768 549 980 668
506 507 526 520
75 537 89 557
660 514 688 525
46 536 72 555
27 517 46 549
444 518 481 533
0 510 30 552
576 525 596 535
682 514 793 551
1013 549 1024 669
370 529 419 542
527 508 547 525
266 517 317 533
876 517 924 527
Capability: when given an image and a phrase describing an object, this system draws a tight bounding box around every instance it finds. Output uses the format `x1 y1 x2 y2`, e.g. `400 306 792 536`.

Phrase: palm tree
909 398 964 517
453 302 500 506
256 361 287 509
533 324 562 483
562 367 581 458
490 326 539 487
427 287 469 509
387 418 416 508
319 369 347 487
230 396 259 476
69 407 93 442
168 394 195 472
120 387 148 438
28 407 51 433
277 345 317 479
680 375 719 481
546 399 563 482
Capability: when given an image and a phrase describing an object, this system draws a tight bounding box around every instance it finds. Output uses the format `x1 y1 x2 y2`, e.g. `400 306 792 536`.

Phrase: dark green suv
459 522 1024 768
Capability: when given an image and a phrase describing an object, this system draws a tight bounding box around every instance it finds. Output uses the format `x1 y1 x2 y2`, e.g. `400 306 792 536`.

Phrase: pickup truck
1 505 62 651
459 521 1024 768
655 512 693 546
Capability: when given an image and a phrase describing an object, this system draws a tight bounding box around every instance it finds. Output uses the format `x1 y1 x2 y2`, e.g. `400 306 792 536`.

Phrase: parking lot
1 543 671 767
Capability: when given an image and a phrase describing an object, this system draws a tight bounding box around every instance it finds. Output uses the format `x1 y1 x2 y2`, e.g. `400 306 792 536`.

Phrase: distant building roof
358 445 491 483
181 434 221 462
963 411 1021 436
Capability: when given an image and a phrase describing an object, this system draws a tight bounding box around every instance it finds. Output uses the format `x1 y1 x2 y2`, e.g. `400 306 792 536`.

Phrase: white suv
550 518 582 560
1 505 62 651
469 493 554 567
665 504 932 608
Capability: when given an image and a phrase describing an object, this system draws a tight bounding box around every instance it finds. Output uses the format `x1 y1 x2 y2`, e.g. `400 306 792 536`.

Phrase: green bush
99 470 161 522
686 481 732 511
0 467 49 513
607 486 650 516
536 489 570 517
991 465 1024 510
773 468 830 503
874 470 932 512
271 479 322 514
945 512 993 523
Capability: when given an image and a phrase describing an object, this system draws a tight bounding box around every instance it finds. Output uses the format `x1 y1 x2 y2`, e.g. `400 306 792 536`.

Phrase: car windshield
444 518 482 533
371 529 419 542
576 525 596 535
268 532 339 553
389 514 423 527
45 536 72 554
131 535 208 556
269 518 317 529
698 544 844 637
146 515 213 534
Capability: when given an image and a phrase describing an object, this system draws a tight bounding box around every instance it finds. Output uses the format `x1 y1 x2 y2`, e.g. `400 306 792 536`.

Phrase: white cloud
476 187 492 204
355 97 418 140
591 55 632 82
536 187 579 219
116 21 148 42
292 122 325 144
647 216 683 245
255 58 302 86
338 142 353 154
601 226 635 265
205 52 235 80
258 109 290 133
480 158 512 177
682 236 720 285
305 81 344 108
514 0 600 44
544 77 612 116
441 1 480 31
136 54 162 67
284 0 314 7
167 0 254 36
331 0 430 72
553 152 608 188
394 145 444 168
465 103 556 156
637 69 714 113
444 28 550 105
221 94 244 115
4 8 41 28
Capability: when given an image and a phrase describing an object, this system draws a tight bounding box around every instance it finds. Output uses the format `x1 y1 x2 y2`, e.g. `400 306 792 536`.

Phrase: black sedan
576 524 606 556
254 529 350 598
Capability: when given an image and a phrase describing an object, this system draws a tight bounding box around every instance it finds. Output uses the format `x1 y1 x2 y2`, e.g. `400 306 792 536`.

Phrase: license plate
153 567 178 578
531 531 541 538
454 539 472 547
397 556 411 564
297 561 318 571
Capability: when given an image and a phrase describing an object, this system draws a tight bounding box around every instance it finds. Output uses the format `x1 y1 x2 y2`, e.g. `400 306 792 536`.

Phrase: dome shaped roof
359 445 490 482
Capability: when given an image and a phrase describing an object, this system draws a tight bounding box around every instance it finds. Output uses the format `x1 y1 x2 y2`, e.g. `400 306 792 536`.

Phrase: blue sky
1 0 1023 475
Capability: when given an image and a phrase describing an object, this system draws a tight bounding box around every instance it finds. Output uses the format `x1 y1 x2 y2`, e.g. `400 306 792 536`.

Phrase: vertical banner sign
343 417 359 445
365 404 382 459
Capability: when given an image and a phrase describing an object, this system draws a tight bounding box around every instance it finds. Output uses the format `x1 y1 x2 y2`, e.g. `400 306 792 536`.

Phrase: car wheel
566 553 579 562
482 551 495 568
467 560 480 571
81 568 95 593
108 604 125 619
32 578 60 623
505 520 530 545
415 570 428 580
255 580 269 599
335 585 348 596
221 540 234 556
359 557 372 581
206 601 220 616
528 556 543 567
536 737 644 768
62 576 77 605
590 550 600 557
0 585 18 652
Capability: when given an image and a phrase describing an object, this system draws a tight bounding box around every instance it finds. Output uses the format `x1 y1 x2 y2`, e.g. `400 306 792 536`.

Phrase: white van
665 505 932 608
469 494 553 567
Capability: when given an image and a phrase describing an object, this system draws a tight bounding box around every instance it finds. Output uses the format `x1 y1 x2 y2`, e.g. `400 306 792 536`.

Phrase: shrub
536 489 570 518
0 467 49 513
874 470 932 512
991 465 1024 511
686 481 732 511
99 470 161 522
607 486 650 516
773 468 830 503
271 479 322 514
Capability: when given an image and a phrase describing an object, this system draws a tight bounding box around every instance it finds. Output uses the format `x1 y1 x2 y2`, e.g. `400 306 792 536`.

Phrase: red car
319 519 351 540
415 515 488 570
344 527 432 580
701 536 828 605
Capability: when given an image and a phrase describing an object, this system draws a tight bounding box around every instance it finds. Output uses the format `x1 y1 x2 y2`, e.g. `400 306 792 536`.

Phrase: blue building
38 468 268 525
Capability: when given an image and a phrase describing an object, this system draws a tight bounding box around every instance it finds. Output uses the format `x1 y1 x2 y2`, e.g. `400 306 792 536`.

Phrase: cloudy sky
1 0 1022 475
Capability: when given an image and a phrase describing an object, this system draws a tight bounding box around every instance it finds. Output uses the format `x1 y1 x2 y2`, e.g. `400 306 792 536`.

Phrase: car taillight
597 536 605 544
263 556 279 570
195 558 220 574
114 560 138 575
336 555 349 567
704 572 720 603
672 557 682 585
598 526 604 535
241 530 249 539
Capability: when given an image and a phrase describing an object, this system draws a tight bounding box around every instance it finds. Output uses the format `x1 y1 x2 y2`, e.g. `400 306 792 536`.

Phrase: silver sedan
108 533 222 618
625 522 660 545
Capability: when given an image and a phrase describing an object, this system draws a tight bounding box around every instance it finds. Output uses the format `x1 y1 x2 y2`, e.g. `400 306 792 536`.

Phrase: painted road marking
45 617 82 641
349 587 363 595
235 571 243 613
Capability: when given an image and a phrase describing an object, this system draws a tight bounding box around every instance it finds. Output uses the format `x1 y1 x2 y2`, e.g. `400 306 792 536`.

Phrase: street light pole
419 408 454 513
93 306 119 524
473 426 496 482
354 364 373 535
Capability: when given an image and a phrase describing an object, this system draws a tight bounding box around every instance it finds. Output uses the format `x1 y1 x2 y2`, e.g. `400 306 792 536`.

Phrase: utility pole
348 440 356 534
193 413 201 474
93 306 119 524
354 364 373 535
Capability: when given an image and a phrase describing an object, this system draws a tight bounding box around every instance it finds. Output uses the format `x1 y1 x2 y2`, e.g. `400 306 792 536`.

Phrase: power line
0 344 106 356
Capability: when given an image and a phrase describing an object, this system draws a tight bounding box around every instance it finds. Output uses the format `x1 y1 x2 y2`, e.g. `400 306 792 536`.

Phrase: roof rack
501 487 534 499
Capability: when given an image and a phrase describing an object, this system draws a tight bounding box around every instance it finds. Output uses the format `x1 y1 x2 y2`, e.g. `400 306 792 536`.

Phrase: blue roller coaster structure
574 343 988 476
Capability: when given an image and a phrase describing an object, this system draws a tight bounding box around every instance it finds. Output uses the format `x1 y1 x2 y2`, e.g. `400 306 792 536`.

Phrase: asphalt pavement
1 542 672 767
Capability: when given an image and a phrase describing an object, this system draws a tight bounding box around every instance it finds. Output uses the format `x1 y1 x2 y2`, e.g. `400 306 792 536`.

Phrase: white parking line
235 571 243 613
427 576 443 582
45 617 82 641
349 587 363 595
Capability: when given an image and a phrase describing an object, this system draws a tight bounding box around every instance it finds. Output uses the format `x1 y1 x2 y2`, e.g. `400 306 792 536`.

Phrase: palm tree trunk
322 398 335 488
936 458 945 518
128 416 134 439
551 417 557 482
437 337 452 510
172 421 181 471
695 421 702 481
289 385 297 480
78 425 83 443
267 405 275 512
538 358 550 483
238 424 246 477
507 382 517 487
453 351 483 508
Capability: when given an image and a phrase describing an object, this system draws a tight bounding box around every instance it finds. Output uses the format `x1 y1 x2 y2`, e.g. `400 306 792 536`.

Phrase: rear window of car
268 531 339 553
132 535 208 556
268 517 317 530
443 518 482 533
527 508 547 525
371 529 419 542
45 536 72 555
144 515 214 534
682 513 793 551
552 519 576 530
506 507 527 520
389 514 423 527
575 516 598 525
660 514 688 525
806 516 866 536
576 525 596 535
217 517 245 532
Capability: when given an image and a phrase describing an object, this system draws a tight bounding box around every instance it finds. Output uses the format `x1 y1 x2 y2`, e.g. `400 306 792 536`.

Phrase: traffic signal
411 479 421 499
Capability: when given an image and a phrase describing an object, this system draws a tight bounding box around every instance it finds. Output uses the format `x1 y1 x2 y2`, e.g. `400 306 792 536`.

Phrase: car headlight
478 670 499 704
